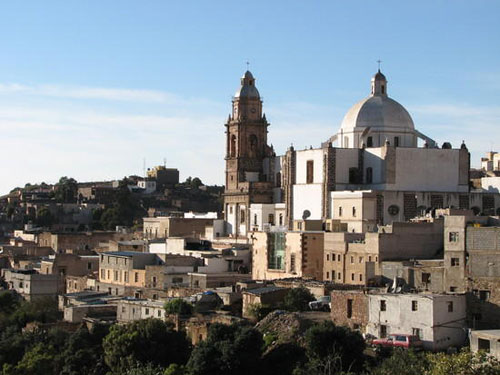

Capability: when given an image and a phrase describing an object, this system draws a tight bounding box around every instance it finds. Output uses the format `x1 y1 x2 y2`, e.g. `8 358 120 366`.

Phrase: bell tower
223 70 273 236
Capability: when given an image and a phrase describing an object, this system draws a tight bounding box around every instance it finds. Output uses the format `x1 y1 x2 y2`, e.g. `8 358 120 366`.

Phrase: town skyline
1 1 499 195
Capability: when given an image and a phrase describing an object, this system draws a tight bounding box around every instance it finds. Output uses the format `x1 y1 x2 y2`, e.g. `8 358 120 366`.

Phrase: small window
332 270 335 280
412 328 422 339
268 214 274 225
412 300 418 311
447 301 454 312
337 254 341 262
352 207 356 217
380 325 387 338
157 310 161 317
449 232 459 242
367 136 373 147
450 286 457 292
359 256 363 263
366 167 373 184
351 273 355 281
339 207 343 217
368 256 372 262
451 258 460 267
479 290 491 301
422 273 431 283
338 272 341 280
350 256 354 264
326 271 330 279
349 168 357 183
359 274 363 282
145 308 149 315
306 160 314 184
380 300 386 311
347 299 353 318
240 209 245 224
254 214 258 225
134 272 139 283
394 136 399 147
279 214 283 226
326 254 330 261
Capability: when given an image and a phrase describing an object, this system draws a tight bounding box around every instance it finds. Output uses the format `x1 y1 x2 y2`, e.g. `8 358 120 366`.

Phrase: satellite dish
302 210 311 220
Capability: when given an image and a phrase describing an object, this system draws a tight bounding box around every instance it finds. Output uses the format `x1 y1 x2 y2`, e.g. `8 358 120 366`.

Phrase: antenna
163 158 167 167
246 60 250 70
377 59 382 71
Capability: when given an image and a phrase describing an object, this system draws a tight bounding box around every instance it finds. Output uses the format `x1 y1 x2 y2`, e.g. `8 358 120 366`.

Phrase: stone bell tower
223 70 273 236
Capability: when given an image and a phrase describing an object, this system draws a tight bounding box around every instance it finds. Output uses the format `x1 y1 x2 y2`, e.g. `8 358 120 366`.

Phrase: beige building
323 220 443 286
143 217 214 239
98 251 161 295
252 231 324 281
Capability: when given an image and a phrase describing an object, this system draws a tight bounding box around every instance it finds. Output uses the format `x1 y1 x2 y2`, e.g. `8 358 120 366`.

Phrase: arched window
230 135 236 157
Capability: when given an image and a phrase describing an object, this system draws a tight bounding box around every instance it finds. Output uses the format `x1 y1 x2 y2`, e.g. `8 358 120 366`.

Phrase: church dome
234 70 260 99
340 70 414 132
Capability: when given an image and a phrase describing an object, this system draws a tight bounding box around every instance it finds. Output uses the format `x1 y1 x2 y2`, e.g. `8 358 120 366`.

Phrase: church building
223 69 499 235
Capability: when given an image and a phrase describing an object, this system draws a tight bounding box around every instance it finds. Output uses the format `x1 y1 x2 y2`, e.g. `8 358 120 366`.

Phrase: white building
366 293 467 351
223 69 490 236
470 330 500 359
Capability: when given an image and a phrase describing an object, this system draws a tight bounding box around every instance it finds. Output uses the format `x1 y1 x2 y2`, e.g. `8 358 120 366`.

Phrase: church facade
223 70 500 235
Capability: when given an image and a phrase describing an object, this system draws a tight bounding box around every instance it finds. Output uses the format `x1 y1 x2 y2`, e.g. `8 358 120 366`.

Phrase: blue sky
0 1 499 194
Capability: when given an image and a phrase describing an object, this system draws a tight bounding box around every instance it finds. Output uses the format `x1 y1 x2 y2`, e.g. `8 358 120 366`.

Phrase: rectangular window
380 325 387 338
479 290 491 301
350 256 354 264
337 254 341 262
290 254 296 273
240 209 245 224
101 269 105 279
124 272 129 283
351 273 355 281
367 136 373 147
87 262 92 270
326 271 330 279
349 168 357 184
145 308 149 315
338 272 341 280
447 301 454 312
380 300 386 311
359 256 363 263
394 137 399 147
114 270 118 281
268 214 274 225
422 273 431 283
449 232 459 242
134 272 139 283
332 270 335 280
347 299 353 318
326 254 330 261
412 328 422 339
451 258 460 267
306 160 314 184
412 300 418 311
359 274 363 282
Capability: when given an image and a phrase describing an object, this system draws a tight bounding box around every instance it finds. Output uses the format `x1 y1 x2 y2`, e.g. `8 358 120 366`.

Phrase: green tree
3 343 56 375
54 177 78 203
426 349 500 375
369 348 428 375
164 299 193 316
186 323 263 375
262 342 306 375
283 287 315 312
102 319 191 374
59 325 109 375
35 207 54 228
301 321 366 374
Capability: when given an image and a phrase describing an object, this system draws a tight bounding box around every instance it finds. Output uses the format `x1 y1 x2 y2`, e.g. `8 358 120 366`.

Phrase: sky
0 1 499 195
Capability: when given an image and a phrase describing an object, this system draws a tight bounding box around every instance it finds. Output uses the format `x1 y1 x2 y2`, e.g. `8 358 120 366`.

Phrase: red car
371 334 423 350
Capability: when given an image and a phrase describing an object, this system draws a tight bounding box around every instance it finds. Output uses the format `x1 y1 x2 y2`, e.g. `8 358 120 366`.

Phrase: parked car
371 334 423 350
308 296 331 311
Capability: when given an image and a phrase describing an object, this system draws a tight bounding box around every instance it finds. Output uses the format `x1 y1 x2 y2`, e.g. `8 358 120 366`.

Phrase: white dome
340 95 415 131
